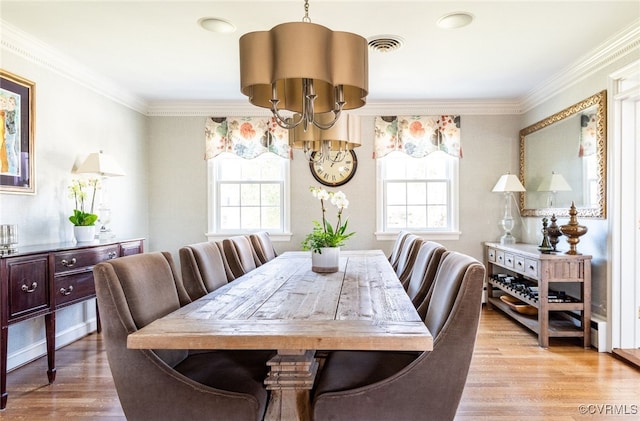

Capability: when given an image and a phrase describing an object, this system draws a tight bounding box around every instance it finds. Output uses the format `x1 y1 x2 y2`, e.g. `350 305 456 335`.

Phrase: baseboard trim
7 318 98 372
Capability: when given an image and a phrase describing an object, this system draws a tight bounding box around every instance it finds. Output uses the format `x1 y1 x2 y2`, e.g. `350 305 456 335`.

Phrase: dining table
127 250 433 421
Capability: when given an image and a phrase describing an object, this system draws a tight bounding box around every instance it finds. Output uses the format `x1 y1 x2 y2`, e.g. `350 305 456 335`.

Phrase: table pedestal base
264 349 318 421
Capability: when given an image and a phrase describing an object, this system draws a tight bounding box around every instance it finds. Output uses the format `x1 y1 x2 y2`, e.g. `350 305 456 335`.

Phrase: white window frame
206 153 292 242
375 151 461 241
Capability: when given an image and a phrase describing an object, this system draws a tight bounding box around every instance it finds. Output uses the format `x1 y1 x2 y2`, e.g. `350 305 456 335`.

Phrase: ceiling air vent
368 35 404 53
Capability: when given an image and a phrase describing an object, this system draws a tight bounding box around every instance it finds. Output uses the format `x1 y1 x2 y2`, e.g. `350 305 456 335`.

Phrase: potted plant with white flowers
68 178 99 242
301 187 355 273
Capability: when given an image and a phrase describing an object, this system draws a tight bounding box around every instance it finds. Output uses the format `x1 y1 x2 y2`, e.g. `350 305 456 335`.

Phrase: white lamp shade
537 172 572 192
492 174 525 192
76 151 125 177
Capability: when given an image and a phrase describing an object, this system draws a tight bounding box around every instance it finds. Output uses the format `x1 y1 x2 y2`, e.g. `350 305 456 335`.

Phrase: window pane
261 184 281 206
407 205 426 227
427 182 447 205
261 158 282 179
241 184 260 206
262 206 281 229
384 153 407 179
407 182 426 204
220 184 240 206
387 182 407 205
386 206 407 229
405 157 427 179
425 156 447 178
218 156 242 180
220 207 240 229
428 205 448 228
241 207 261 229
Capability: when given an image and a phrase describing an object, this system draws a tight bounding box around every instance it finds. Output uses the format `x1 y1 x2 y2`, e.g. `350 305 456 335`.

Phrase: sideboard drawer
7 255 50 319
54 245 119 274
525 258 539 279
54 271 95 307
487 248 496 262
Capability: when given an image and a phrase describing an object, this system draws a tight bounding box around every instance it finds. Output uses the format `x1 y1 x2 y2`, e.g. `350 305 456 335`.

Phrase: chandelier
239 0 368 132
289 112 361 163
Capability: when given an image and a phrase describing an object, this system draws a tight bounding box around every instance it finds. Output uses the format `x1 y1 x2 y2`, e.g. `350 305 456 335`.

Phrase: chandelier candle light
492 173 526 245
239 0 368 132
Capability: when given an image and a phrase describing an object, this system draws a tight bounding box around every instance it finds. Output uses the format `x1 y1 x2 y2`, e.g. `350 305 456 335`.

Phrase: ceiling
1 1 639 112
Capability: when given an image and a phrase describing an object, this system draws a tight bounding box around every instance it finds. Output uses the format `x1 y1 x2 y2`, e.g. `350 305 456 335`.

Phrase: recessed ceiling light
198 17 236 34
436 12 474 29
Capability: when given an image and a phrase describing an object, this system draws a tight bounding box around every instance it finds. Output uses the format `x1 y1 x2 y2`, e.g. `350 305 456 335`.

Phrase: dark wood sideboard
0 238 144 409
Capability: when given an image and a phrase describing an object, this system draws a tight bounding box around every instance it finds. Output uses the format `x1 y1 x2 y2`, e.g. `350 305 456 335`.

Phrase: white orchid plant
68 178 100 226
301 187 355 253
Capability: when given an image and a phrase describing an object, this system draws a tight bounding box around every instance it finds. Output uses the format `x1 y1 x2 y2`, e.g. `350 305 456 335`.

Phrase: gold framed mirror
519 90 607 218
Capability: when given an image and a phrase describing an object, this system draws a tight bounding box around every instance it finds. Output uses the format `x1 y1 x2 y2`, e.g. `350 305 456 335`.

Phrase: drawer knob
61 257 77 267
21 282 38 293
59 286 74 296
529 265 535 271
108 251 118 259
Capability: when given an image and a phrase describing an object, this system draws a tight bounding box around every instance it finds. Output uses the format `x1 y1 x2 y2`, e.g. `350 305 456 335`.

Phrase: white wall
0 51 149 370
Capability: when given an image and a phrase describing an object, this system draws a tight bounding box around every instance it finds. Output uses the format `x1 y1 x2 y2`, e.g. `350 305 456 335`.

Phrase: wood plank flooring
2 307 638 420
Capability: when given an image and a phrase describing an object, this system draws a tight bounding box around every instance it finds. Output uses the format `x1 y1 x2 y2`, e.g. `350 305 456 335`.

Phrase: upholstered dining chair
405 241 446 314
249 231 278 265
388 230 410 270
179 241 230 300
221 236 260 279
312 251 486 421
93 251 270 421
394 234 424 286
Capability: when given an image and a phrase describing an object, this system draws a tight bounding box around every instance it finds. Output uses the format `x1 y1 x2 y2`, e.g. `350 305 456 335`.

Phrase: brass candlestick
547 214 561 251
559 202 588 255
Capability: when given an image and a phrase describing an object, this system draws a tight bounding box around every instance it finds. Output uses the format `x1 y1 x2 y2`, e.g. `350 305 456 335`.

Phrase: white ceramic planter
311 247 340 273
73 225 95 242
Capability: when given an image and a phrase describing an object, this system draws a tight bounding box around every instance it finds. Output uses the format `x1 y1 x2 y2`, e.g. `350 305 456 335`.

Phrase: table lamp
492 173 526 245
537 171 571 208
76 151 125 240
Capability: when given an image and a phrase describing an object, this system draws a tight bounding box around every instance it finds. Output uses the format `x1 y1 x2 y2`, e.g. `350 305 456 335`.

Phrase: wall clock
309 150 358 187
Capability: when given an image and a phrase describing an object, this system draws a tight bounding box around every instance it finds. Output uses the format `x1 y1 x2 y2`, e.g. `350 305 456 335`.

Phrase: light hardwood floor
2 307 638 420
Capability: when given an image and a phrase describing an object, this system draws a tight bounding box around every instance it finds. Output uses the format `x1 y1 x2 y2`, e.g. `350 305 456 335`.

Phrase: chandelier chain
302 0 311 22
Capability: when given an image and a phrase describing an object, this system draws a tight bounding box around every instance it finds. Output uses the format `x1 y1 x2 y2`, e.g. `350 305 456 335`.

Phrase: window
376 151 459 240
208 153 290 238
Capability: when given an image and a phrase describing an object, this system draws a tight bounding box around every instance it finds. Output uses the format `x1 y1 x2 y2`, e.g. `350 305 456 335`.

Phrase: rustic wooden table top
128 250 432 352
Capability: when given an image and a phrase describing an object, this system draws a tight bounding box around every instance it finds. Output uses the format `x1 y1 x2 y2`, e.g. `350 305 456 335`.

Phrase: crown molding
520 19 640 112
145 99 523 117
0 19 148 114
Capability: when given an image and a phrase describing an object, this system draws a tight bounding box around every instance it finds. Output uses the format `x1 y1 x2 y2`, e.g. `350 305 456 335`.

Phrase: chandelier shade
239 15 368 130
289 112 361 151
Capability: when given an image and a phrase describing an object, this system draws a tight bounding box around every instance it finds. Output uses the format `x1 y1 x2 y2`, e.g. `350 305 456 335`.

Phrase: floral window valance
205 116 291 160
374 115 462 159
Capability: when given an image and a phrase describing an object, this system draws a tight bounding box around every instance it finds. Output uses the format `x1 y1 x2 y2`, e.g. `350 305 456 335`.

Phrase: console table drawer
55 271 96 307
7 255 50 319
525 258 539 278
54 245 119 274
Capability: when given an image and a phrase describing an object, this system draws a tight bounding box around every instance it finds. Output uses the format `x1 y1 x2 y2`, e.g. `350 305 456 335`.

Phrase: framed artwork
0 69 35 194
